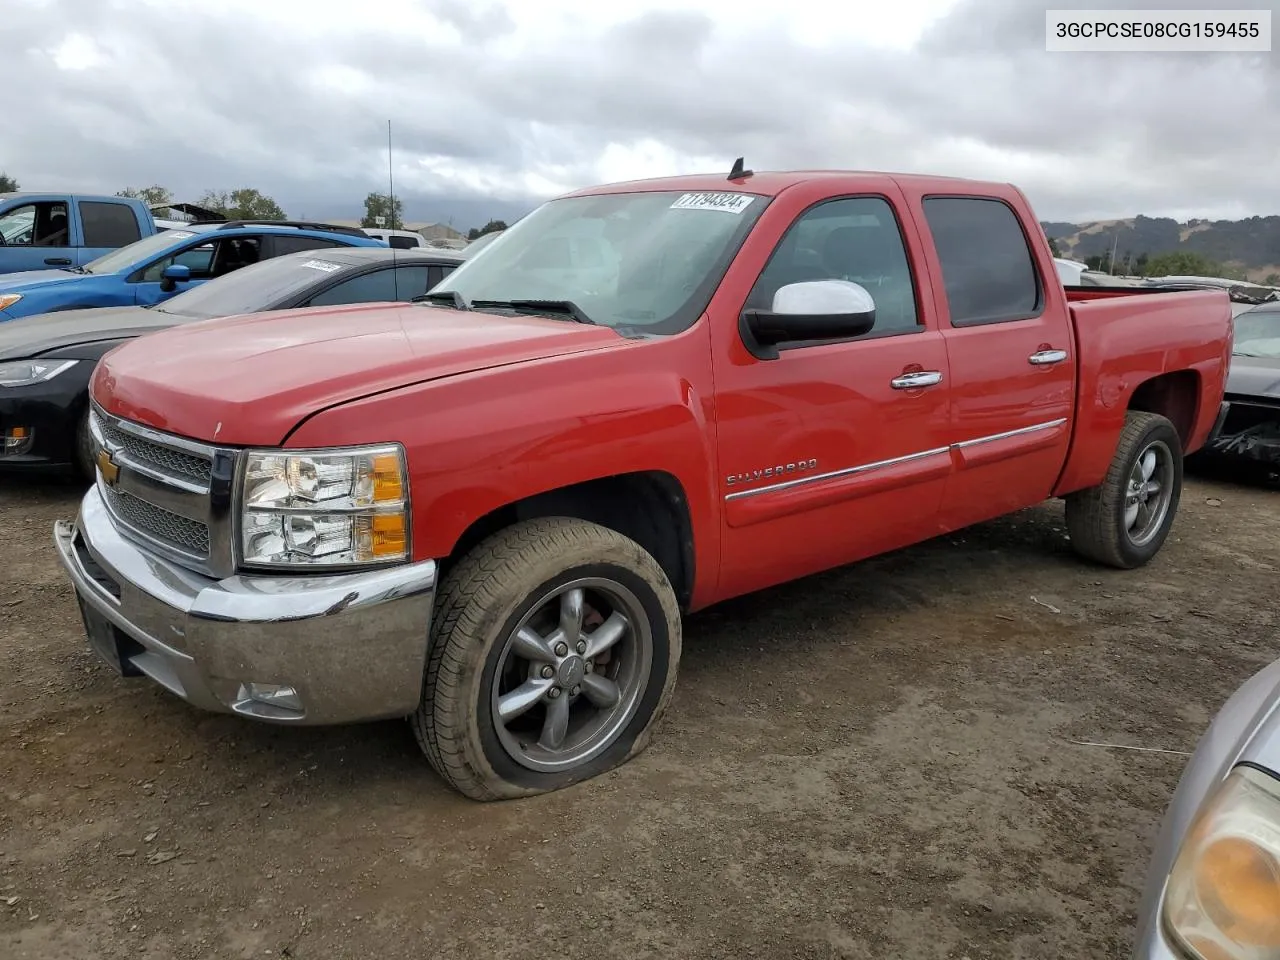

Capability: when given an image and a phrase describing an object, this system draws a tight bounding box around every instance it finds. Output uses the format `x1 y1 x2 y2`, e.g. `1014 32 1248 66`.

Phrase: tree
117 185 173 208
361 192 403 230
0 172 18 192
467 219 507 241
1047 236 1062 258
197 188 286 221
1264 273 1280 286
1141 250 1237 279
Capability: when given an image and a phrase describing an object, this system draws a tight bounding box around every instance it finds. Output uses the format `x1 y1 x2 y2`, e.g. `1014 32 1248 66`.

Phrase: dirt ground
2 468 1278 960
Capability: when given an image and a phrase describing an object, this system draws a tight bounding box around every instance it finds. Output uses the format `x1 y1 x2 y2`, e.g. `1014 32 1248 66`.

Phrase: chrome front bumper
54 485 437 725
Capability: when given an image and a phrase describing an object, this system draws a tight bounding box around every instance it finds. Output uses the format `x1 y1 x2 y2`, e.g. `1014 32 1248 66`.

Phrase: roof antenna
387 119 399 301
728 156 753 181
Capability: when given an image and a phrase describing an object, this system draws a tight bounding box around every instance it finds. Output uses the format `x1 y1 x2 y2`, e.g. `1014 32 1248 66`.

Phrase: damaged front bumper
1203 396 1280 468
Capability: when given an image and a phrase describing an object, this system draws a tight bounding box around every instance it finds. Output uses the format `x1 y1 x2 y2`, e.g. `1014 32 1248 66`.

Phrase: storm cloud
6 0 1276 225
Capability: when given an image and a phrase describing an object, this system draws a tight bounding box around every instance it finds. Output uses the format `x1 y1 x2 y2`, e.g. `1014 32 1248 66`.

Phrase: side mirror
740 280 876 359
159 263 191 293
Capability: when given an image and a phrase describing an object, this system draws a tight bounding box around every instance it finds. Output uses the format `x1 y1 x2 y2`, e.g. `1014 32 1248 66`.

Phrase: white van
362 227 428 250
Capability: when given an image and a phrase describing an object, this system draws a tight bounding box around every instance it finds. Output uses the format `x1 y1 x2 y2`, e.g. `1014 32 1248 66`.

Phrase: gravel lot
2 469 1278 960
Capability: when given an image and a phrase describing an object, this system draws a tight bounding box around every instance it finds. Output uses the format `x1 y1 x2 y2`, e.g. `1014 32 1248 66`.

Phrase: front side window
429 190 768 334
745 196 921 335
139 236 261 282
80 201 142 247
0 202 69 247
922 197 1041 326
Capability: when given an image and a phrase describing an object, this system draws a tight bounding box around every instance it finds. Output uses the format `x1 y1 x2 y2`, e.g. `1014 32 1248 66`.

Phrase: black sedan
0 246 464 479
1195 300 1280 481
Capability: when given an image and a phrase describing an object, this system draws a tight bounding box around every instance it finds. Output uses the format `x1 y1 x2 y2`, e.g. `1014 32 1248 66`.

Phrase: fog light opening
3 427 34 456
233 682 305 719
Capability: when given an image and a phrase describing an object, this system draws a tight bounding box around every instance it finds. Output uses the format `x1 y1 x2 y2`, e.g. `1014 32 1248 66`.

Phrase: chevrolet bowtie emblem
97 447 120 486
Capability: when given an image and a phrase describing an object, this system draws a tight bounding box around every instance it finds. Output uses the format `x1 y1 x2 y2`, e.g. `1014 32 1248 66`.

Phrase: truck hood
0 268 86 292
92 302 625 445
1227 354 1280 400
0 305 171 360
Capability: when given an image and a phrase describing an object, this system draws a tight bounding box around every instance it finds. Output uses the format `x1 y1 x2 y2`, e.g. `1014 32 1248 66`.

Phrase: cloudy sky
7 0 1277 228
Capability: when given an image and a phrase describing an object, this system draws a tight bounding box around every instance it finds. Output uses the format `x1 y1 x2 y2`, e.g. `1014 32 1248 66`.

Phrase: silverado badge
97 447 120 487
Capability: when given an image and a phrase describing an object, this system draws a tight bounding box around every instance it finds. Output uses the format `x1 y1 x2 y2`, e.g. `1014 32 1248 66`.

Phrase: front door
913 195 1077 531
0 200 75 273
712 193 953 600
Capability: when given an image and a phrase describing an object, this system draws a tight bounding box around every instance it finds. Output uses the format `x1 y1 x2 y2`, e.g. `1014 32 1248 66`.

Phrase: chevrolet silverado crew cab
54 168 1233 801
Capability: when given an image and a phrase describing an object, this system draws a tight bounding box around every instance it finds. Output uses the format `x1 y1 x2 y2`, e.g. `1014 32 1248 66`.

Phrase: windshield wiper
413 289 470 310
471 299 597 325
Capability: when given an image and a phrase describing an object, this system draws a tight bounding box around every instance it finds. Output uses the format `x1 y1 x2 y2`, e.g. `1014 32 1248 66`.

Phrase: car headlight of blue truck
1162 765 1280 959
239 444 410 569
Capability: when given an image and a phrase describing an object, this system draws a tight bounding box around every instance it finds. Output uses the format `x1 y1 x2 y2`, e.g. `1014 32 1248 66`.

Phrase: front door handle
1029 349 1068 365
44 257 72 266
890 370 943 390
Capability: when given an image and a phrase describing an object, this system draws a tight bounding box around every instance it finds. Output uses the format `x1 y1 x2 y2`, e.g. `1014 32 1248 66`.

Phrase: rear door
912 192 1076 530
77 199 144 265
711 190 954 598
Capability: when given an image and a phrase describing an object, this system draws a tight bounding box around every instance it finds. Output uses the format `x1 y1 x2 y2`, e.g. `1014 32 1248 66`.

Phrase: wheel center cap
558 656 585 687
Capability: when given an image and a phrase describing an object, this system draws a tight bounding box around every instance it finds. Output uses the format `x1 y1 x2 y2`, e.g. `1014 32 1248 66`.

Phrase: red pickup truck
54 168 1233 801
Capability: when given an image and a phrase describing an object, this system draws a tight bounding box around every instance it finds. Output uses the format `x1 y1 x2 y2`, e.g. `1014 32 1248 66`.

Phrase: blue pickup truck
0 193 165 275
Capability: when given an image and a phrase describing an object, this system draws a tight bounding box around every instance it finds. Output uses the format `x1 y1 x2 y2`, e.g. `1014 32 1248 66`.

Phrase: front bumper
54 484 438 724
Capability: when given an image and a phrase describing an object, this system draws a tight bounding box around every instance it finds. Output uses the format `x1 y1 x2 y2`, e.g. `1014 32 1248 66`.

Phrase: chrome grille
90 403 239 577
101 483 211 556
92 410 211 484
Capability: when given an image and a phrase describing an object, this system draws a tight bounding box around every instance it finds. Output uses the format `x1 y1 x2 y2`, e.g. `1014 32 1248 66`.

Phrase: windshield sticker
300 259 342 272
670 192 755 214
166 231 195 240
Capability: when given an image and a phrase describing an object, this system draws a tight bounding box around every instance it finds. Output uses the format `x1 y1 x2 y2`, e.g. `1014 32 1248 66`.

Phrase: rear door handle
1029 349 1068 365
44 257 72 266
890 370 944 390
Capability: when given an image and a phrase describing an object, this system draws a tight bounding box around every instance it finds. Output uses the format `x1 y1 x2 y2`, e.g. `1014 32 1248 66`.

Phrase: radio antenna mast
387 119 399 299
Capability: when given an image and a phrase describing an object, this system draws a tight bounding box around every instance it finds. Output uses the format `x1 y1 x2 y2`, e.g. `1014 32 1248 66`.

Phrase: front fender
282 332 722 605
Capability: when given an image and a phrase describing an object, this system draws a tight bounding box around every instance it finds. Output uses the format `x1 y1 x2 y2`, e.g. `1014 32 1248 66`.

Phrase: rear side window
306 266 431 306
922 197 1041 326
80 201 142 247
271 235 344 256
388 235 420 249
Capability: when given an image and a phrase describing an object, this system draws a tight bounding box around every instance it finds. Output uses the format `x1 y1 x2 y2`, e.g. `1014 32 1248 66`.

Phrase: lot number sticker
301 259 342 272
166 231 195 240
670 192 755 214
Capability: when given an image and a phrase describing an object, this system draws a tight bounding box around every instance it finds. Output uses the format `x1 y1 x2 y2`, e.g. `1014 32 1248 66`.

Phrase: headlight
239 444 410 569
0 358 78 387
1163 765 1280 959
0 294 22 312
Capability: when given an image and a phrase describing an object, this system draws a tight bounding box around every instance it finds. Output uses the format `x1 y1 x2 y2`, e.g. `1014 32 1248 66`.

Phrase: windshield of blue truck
82 228 212 275
426 189 768 334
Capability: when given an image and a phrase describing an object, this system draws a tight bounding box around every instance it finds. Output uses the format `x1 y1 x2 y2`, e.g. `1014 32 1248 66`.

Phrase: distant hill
1042 214 1280 282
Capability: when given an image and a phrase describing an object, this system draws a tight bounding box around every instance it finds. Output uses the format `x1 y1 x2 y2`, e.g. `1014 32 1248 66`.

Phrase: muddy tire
1065 411 1183 569
73 406 96 484
411 517 682 801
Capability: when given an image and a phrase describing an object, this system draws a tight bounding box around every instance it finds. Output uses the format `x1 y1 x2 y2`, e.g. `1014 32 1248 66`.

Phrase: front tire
411 517 682 801
1065 410 1183 569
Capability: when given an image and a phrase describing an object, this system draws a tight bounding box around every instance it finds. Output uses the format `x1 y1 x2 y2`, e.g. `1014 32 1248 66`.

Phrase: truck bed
1053 287 1233 495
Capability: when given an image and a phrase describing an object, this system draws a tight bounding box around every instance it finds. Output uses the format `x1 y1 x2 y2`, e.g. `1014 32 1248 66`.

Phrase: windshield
155 252 352 318
82 228 210 275
429 190 767 334
1233 308 1280 359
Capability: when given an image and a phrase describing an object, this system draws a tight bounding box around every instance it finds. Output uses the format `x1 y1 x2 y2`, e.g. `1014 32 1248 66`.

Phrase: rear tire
411 517 682 801
1065 411 1183 569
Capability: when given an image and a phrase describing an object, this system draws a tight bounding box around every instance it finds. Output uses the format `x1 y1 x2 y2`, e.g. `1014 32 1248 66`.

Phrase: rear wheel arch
1127 370 1201 448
